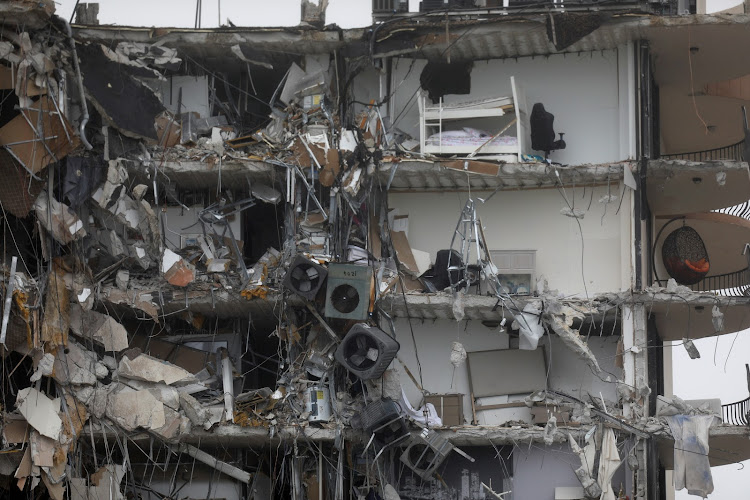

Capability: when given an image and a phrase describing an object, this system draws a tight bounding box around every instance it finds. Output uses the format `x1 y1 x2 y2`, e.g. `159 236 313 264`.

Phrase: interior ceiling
646 22 750 154
647 23 750 87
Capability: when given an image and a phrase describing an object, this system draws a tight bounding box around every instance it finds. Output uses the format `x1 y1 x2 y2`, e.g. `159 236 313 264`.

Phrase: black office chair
530 103 566 159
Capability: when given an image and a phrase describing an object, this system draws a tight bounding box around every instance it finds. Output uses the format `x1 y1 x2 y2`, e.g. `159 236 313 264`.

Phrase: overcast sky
55 0 749 498
671 333 750 500
54 0 741 27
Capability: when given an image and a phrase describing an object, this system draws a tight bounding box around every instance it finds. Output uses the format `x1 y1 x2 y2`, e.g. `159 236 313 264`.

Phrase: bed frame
418 76 530 160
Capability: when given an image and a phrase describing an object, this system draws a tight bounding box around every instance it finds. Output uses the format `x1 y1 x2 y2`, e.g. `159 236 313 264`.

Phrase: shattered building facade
1 0 750 498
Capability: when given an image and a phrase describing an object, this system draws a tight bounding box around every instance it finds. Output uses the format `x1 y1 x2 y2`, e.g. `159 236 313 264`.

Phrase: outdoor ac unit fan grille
283 256 327 299
330 284 360 313
400 432 454 479
335 324 400 380
324 263 372 320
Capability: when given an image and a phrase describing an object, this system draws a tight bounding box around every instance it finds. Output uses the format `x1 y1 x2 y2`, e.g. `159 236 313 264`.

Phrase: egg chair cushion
661 226 710 286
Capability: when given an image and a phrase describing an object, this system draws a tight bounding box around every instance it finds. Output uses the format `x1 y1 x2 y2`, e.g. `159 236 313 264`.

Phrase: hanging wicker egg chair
661 225 710 286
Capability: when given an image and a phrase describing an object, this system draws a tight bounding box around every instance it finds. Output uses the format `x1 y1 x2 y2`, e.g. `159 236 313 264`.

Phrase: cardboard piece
154 111 180 148
0 96 79 174
3 418 30 444
391 230 419 275
441 159 501 177
424 394 464 427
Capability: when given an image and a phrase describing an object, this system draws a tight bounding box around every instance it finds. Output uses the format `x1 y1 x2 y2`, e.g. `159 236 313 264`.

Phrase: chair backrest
530 103 557 154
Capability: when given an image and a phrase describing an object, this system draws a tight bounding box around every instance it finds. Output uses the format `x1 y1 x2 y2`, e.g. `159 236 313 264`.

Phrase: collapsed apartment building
1 0 750 498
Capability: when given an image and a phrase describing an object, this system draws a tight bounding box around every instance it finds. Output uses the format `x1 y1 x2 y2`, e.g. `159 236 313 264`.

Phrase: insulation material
515 303 544 350
450 341 467 368
452 292 465 322
543 415 557 445
666 414 719 498
399 388 442 427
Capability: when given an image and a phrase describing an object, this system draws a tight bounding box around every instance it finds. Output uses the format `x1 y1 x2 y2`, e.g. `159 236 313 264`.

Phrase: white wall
386 48 627 165
389 185 624 297
513 442 628 500
163 205 242 252
512 444 583 500
160 75 211 118
393 317 621 426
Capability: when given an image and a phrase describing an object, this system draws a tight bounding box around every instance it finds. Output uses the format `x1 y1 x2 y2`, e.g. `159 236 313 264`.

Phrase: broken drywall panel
0 95 80 175
16 387 62 440
117 353 195 385
280 62 328 106
34 191 86 245
68 304 129 352
106 388 166 431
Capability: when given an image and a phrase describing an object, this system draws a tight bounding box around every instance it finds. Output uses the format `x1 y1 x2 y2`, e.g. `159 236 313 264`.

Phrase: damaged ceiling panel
78 43 165 140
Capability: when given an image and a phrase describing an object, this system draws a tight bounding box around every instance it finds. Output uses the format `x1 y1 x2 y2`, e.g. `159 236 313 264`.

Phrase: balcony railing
716 201 750 221
656 267 750 297
722 396 750 426
373 0 663 18
660 140 744 162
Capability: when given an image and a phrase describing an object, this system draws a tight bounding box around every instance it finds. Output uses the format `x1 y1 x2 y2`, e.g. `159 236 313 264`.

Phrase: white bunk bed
418 76 530 160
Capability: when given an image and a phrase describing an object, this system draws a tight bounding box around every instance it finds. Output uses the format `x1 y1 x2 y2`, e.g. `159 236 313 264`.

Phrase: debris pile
0 2 732 499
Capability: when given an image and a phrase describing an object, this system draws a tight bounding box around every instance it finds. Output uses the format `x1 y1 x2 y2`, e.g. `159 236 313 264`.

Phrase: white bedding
425 127 517 147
